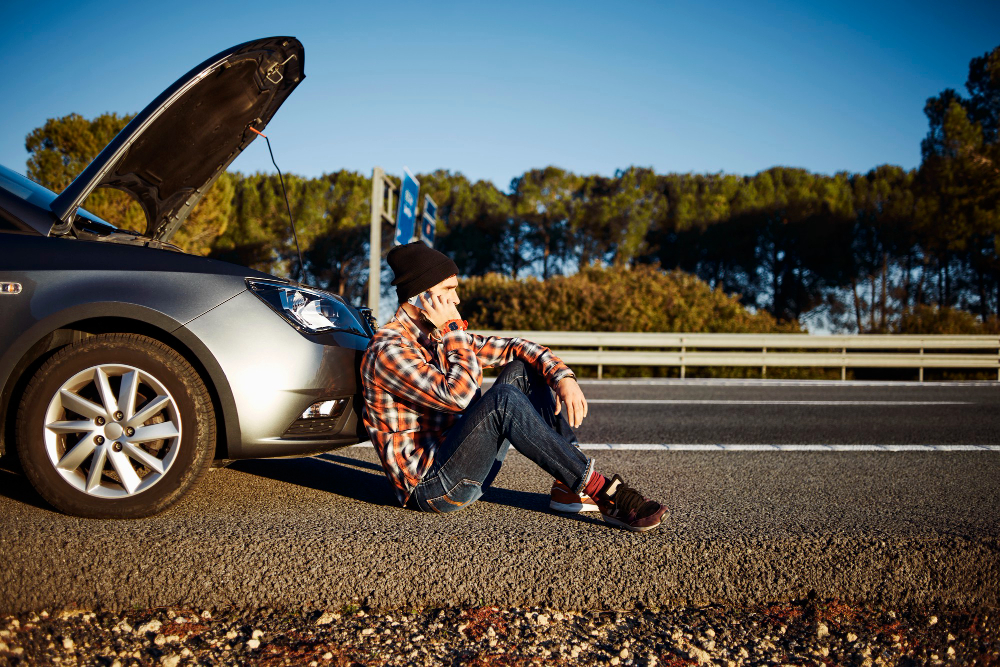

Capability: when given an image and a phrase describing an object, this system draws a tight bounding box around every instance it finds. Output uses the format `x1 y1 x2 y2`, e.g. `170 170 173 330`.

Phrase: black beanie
387 241 459 304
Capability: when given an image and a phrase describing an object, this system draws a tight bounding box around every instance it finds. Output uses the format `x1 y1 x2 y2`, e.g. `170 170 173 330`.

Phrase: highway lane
527 379 1000 446
0 380 998 614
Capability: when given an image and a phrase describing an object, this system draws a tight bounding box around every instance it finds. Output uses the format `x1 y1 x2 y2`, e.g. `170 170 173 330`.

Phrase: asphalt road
1 379 998 614
562 378 1000 447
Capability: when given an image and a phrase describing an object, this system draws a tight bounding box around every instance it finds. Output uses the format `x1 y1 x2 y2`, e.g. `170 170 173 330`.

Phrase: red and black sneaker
594 475 667 532
549 479 599 513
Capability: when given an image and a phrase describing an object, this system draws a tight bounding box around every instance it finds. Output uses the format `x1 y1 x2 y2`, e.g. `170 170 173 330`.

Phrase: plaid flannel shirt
360 305 575 506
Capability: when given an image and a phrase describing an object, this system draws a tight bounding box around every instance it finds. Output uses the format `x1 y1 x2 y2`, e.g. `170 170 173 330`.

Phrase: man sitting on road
360 241 667 531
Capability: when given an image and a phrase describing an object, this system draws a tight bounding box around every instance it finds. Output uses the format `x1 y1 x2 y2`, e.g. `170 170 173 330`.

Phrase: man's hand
418 292 462 330
554 376 588 429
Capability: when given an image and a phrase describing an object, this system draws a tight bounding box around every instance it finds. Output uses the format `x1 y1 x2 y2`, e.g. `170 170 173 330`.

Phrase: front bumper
179 290 370 459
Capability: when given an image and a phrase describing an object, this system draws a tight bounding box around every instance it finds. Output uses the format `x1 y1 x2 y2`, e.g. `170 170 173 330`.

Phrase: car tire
16 333 215 518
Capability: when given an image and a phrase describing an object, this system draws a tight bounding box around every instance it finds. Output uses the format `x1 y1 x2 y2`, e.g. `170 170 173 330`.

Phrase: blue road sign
419 194 437 247
394 168 420 246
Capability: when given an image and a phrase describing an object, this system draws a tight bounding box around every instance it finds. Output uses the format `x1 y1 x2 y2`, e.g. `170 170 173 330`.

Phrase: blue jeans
411 360 592 513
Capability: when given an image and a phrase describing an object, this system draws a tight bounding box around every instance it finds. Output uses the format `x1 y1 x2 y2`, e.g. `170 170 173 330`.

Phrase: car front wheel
17 333 215 518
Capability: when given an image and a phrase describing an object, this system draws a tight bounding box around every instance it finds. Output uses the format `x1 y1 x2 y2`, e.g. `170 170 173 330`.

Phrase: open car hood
50 37 304 242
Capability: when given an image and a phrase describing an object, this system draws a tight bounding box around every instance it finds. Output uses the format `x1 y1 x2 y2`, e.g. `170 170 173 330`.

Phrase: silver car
0 37 374 518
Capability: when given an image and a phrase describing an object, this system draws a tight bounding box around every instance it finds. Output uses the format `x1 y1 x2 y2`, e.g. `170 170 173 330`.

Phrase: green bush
459 263 802 333
459 266 999 380
460 264 819 378
896 304 1000 335
893 305 999 380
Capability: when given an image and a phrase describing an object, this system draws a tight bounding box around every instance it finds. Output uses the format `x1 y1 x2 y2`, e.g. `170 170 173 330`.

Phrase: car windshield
0 165 119 232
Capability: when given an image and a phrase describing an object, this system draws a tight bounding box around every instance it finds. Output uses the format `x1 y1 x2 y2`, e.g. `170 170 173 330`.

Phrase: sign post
393 168 420 247
368 167 398 319
419 194 437 247
369 168 440 321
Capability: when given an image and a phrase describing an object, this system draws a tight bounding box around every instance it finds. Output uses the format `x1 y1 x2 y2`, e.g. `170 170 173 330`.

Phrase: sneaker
549 479 599 513
594 475 667 532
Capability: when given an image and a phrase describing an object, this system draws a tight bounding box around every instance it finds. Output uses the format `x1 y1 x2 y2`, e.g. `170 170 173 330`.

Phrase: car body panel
0 232 370 460
50 37 305 242
0 236 255 453
180 292 369 458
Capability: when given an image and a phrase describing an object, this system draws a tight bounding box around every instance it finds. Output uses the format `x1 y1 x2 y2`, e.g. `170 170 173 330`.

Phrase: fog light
301 398 349 420
283 397 352 439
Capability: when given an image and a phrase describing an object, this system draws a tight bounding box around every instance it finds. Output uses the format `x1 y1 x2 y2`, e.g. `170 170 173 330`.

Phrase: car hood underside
49 36 304 243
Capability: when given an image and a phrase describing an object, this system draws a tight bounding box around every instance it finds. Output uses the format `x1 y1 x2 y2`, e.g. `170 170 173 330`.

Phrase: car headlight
246 279 367 336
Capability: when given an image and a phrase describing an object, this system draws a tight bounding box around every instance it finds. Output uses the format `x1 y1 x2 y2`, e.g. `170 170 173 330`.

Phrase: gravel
0 597 997 666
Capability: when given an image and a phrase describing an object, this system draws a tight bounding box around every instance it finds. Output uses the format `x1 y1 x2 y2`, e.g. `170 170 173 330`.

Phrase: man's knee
504 359 528 370
491 382 525 400
421 479 483 513
497 359 529 378
498 359 548 386
486 382 531 415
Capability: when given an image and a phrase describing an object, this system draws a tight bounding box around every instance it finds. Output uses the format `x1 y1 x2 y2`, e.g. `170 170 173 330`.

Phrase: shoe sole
549 500 600 513
601 514 664 532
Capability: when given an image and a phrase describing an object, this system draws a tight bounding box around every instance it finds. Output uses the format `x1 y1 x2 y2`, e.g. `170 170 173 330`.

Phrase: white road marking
483 378 999 387
349 441 1000 451
574 443 1000 451
584 399 970 406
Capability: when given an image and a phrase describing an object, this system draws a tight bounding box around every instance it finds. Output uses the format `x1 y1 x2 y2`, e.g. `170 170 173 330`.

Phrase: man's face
425 275 460 307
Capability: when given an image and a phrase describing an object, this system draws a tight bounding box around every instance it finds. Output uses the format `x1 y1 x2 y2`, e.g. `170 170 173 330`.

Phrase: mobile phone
407 291 432 310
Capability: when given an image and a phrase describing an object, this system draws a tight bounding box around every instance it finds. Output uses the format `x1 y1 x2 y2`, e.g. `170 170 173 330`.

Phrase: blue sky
3 0 998 192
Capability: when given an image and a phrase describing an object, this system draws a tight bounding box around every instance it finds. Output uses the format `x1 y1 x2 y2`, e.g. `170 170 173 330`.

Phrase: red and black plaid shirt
360 305 575 506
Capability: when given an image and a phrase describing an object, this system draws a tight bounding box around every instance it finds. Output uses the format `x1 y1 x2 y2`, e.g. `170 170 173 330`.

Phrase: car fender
0 299 243 460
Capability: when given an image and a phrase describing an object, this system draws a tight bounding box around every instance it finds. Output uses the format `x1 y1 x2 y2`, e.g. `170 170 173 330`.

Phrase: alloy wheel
42 364 182 498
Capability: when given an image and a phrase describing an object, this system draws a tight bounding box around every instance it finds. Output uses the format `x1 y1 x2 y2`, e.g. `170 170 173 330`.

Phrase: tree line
20 45 1000 335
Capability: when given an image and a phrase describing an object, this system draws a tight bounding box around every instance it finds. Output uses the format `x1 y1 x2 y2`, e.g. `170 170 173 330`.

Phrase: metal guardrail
470 331 1000 381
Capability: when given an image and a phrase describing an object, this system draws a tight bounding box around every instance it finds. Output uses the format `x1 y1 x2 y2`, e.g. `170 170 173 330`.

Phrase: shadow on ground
229 454 398 507
0 456 51 512
231 451 601 525
1 449 603 528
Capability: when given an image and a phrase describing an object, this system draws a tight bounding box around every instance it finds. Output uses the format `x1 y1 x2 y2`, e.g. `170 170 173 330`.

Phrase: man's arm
371 332 482 412
553 375 588 429
468 333 589 428
468 333 575 386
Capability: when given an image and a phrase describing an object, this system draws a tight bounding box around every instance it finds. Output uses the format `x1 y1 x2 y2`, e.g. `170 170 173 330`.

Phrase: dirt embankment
1 597 997 666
